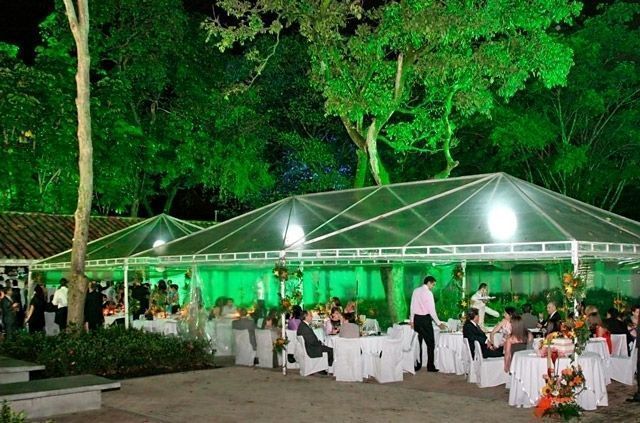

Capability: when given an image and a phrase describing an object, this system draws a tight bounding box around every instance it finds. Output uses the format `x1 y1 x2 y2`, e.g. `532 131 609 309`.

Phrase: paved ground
37 357 638 423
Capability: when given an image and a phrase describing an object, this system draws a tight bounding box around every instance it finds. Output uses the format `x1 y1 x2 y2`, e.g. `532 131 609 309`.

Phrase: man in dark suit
539 301 562 335
232 307 257 350
84 282 104 331
603 308 627 335
297 309 333 366
463 308 503 358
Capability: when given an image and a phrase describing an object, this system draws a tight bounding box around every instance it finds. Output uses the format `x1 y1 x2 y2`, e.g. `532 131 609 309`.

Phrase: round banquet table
132 318 179 336
509 350 608 410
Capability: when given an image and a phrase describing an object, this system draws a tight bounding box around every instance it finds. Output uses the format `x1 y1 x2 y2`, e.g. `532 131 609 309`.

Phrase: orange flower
535 396 553 418
575 320 584 329
563 273 573 283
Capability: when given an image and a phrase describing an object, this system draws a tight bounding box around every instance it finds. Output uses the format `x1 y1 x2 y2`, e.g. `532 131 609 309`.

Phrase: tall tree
63 0 93 327
489 1 640 211
206 0 582 185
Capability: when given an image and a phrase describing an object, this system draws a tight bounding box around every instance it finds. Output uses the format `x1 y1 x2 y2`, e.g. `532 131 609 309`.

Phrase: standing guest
538 301 562 335
11 280 24 328
470 283 499 328
232 307 257 350
297 309 333 367
131 279 148 319
0 287 17 338
324 307 342 336
338 313 360 339
25 284 46 333
627 305 639 348
167 284 180 314
410 275 447 372
503 316 530 372
520 303 538 331
463 308 504 359
626 309 640 403
286 305 302 331
84 282 104 331
52 278 69 330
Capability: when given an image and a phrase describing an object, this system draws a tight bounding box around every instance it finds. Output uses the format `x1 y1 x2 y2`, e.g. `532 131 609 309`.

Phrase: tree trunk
380 265 407 324
353 149 368 188
163 184 179 213
63 0 93 328
366 121 390 185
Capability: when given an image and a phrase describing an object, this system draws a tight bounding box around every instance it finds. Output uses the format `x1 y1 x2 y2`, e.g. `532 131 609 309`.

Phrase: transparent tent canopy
132 173 640 266
32 214 203 270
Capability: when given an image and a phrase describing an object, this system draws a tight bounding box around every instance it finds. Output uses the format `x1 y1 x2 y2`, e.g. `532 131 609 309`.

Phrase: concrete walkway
36 359 638 422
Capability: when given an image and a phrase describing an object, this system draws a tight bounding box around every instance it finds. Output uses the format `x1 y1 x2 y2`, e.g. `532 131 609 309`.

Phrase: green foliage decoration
0 401 26 423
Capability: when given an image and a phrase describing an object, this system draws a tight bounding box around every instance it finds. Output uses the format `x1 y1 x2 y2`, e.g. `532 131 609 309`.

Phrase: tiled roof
0 212 144 263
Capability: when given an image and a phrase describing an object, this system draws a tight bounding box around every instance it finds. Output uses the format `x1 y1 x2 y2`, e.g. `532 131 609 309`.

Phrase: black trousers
636 345 639 393
321 345 334 366
414 314 435 370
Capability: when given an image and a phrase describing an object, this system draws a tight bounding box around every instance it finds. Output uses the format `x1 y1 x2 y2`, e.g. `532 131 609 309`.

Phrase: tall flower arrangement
273 259 303 312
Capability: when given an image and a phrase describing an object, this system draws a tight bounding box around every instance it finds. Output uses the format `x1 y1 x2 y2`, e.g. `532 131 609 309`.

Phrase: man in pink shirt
411 275 446 372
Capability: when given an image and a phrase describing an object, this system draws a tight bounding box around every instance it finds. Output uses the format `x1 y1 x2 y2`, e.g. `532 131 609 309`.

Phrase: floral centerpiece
274 258 304 313
534 365 585 420
562 272 585 302
273 337 289 353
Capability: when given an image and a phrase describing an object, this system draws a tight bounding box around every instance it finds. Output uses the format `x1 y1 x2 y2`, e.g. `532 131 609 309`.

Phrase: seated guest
324 306 342 336
167 284 180 313
538 301 562 335
604 308 627 335
463 308 503 359
262 315 280 342
503 316 530 372
327 297 342 312
588 312 612 353
232 308 257 350
627 305 639 347
287 305 302 331
209 297 226 319
297 309 333 367
489 306 516 347
344 301 356 314
520 303 538 331
339 313 360 338
222 298 237 317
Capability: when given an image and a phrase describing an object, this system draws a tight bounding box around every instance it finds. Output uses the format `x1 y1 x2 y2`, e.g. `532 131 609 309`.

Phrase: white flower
552 390 560 396
560 379 567 385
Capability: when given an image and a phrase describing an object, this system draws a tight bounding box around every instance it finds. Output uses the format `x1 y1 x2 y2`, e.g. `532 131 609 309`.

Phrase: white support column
571 240 579 315
27 270 34 302
299 263 304 309
461 260 467 300
123 262 130 329
281 274 286 376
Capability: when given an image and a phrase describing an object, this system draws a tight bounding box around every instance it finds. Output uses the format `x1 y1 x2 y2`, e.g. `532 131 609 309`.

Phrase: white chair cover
285 329 300 369
333 338 363 382
609 340 637 385
462 338 475 383
295 336 329 376
473 341 508 388
255 329 274 369
372 337 403 383
392 325 418 375
610 334 628 357
162 319 178 336
233 329 256 367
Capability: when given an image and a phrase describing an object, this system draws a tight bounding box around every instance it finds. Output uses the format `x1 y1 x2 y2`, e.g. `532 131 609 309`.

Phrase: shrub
0 326 214 379
0 401 26 423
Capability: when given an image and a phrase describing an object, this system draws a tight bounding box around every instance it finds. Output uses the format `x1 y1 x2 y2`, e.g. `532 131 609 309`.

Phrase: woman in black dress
25 284 46 333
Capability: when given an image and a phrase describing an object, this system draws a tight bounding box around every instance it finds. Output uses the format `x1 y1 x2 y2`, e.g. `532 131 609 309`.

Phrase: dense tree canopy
207 0 582 185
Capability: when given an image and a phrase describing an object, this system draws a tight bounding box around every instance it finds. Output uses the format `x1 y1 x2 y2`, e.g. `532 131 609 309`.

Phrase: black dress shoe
625 394 640 403
317 370 328 375
414 362 422 372
427 367 439 373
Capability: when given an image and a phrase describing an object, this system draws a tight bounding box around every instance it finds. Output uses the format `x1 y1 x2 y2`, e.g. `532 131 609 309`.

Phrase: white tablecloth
509 351 608 410
132 318 179 336
435 332 466 375
610 334 628 357
585 339 610 363
104 313 126 326
325 335 389 378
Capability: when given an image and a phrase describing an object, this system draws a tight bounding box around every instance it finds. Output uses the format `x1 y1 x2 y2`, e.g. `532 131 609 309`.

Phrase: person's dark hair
522 303 532 314
59 278 68 287
330 306 341 318
170 284 179 290
12 279 19 288
505 306 516 317
606 307 619 319
291 305 302 319
34 284 45 299
157 280 167 291
466 308 479 321
261 315 275 329
423 275 436 285
331 297 341 307
343 312 356 323
478 283 487 290
301 310 311 320
510 316 528 343
631 304 640 313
